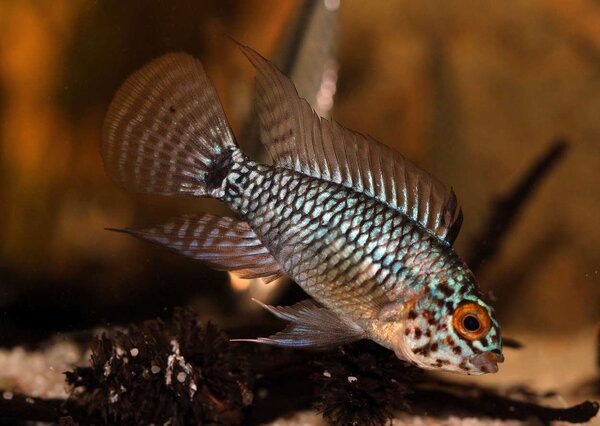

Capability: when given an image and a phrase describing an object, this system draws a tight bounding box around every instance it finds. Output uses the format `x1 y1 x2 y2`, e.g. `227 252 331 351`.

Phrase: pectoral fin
232 299 366 349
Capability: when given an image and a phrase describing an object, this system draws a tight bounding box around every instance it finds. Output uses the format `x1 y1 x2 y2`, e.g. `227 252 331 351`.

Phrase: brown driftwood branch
467 139 568 274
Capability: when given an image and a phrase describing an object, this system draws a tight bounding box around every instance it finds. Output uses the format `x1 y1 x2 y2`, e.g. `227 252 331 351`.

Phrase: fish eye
463 315 480 332
452 302 491 340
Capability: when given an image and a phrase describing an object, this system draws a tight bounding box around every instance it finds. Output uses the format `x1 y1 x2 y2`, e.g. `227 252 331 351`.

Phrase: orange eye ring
452 302 491 340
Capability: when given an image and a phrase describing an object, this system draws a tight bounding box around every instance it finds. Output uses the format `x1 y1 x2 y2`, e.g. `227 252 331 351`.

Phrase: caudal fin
101 53 239 198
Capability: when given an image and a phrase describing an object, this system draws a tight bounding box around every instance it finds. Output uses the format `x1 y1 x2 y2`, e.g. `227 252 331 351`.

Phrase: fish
100 44 503 375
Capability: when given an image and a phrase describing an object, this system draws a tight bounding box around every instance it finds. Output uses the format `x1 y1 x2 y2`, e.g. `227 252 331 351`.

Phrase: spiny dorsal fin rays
108 214 283 280
231 299 366 349
240 44 463 245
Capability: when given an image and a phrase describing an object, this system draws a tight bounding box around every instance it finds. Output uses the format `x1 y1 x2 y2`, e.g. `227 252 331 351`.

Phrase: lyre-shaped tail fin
101 53 240 198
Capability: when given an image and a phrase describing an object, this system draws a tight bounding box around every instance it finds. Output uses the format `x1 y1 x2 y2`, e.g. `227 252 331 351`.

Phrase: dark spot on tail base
206 148 235 191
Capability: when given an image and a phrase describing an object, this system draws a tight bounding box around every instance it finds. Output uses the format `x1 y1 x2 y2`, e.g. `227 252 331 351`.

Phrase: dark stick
0 394 61 423
410 387 599 424
275 0 319 76
2 372 596 425
467 139 569 274
595 322 600 395
502 336 524 349
0 393 97 425
596 322 600 371
242 0 319 160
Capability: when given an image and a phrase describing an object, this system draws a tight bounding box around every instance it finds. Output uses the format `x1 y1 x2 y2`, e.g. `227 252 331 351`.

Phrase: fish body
101 46 503 374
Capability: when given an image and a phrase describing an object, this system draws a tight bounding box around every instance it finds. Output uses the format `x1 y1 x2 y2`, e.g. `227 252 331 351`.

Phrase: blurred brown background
0 0 598 347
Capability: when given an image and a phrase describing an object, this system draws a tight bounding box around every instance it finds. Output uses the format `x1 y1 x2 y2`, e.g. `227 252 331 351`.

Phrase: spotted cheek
424 324 499 375
405 328 450 366
427 334 470 370
404 314 431 347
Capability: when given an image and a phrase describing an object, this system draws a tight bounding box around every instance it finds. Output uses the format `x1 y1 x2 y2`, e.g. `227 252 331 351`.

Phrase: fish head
392 289 503 375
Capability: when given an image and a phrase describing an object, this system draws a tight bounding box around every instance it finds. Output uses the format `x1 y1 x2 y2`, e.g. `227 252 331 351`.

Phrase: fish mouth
471 350 504 374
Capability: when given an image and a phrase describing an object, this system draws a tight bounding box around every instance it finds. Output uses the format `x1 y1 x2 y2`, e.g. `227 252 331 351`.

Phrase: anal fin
232 299 366 349
109 214 283 280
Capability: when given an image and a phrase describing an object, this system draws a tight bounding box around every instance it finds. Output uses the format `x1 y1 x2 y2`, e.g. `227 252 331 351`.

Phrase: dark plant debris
65 308 253 426
313 341 421 426
0 309 597 425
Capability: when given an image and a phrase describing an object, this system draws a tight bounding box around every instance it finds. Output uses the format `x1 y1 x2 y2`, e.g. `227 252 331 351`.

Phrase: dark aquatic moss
59 309 598 426
65 308 253 425
313 341 421 426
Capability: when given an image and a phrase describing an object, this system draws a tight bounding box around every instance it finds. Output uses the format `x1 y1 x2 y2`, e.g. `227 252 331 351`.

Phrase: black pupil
463 315 480 332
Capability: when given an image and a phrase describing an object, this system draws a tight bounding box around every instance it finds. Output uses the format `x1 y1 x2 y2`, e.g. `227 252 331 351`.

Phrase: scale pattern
222 159 469 321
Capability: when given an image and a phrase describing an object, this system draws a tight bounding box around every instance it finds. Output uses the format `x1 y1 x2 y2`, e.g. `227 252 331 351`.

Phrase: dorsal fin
240 45 463 245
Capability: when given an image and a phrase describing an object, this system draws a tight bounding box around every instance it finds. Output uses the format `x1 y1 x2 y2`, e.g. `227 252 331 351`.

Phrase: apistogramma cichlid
101 44 504 375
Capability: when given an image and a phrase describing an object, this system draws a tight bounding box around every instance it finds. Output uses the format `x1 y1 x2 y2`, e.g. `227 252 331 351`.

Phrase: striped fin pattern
112 214 282 280
232 299 366 349
240 45 463 245
101 53 237 197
